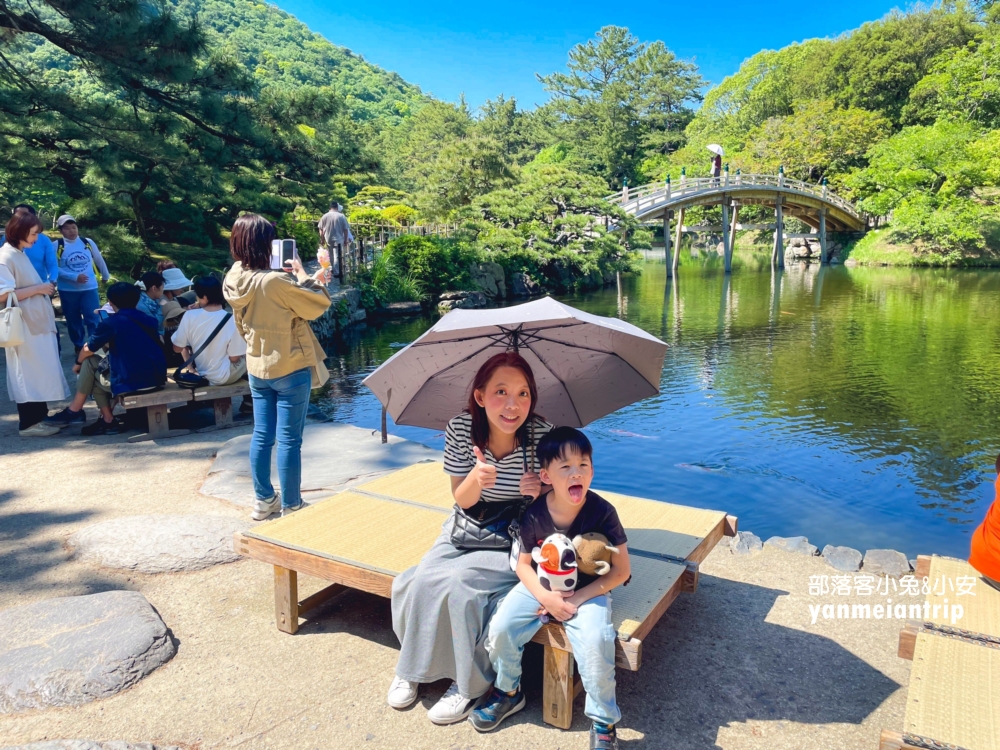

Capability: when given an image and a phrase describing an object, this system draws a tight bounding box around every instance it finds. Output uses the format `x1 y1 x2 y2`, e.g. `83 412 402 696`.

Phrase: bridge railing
605 173 861 220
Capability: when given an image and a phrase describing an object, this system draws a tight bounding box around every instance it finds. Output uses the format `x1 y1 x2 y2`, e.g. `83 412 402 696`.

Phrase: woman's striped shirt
443 412 553 503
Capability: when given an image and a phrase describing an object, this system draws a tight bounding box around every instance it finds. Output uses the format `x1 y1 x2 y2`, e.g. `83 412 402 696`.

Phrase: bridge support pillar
721 195 732 274
663 214 673 278
819 209 828 264
772 196 785 269
730 202 739 241
673 207 684 275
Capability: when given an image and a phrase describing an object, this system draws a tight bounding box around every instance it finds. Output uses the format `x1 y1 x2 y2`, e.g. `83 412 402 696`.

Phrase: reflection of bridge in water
607 173 867 274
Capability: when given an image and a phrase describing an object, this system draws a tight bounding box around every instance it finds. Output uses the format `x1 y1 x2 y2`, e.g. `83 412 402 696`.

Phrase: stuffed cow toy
532 533 579 592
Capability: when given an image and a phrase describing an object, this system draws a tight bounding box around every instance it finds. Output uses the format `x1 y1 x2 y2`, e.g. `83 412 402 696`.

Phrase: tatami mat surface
925 555 1000 638
247 491 444 576
612 555 684 639
905 632 999 750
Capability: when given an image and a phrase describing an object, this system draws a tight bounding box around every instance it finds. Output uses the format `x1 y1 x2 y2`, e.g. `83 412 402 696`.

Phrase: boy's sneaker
44 407 86 428
590 722 619 750
80 416 126 436
386 675 418 709
252 492 281 521
428 681 478 725
468 687 525 732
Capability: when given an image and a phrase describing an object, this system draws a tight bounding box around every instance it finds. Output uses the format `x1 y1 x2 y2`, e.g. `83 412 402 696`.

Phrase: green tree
539 26 702 188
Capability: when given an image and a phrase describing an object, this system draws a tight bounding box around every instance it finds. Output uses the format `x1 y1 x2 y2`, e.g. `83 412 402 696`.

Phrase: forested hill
169 0 426 122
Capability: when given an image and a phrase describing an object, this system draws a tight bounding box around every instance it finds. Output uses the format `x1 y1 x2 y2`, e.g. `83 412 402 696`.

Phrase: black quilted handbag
448 430 535 551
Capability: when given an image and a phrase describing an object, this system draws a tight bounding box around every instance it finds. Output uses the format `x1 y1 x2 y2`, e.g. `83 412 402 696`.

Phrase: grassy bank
844 230 1000 268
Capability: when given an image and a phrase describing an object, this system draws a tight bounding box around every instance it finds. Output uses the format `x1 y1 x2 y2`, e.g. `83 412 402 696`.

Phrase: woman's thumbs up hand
472 446 497 489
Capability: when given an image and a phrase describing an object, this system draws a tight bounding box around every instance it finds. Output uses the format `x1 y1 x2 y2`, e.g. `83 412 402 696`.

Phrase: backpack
56 237 100 277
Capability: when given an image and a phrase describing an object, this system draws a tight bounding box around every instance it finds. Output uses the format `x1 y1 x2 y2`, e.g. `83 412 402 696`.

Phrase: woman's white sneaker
251 492 280 521
427 681 475 725
387 675 418 709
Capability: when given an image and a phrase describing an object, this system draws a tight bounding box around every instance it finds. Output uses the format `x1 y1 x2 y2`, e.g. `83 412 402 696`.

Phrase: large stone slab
822 545 863 572
0 591 175 713
2 744 161 750
729 531 763 556
68 515 250 574
764 536 819 556
863 549 911 577
201 422 441 507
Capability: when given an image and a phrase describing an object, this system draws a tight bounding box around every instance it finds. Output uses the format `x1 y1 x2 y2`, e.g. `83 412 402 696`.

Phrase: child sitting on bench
471 427 631 750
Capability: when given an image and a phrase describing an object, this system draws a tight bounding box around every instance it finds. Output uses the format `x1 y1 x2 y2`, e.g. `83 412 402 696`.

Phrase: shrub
84 224 147 278
383 235 480 297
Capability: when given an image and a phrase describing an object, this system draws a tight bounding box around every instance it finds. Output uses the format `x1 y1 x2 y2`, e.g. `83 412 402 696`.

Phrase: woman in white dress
0 211 70 436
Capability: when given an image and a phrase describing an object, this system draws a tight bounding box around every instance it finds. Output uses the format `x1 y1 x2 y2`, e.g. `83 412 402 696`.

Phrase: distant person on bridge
711 154 722 185
969 453 1000 593
318 201 350 278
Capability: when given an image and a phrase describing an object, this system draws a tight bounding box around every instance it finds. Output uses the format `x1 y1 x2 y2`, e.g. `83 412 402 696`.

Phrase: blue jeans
248 368 312 509
487 582 621 726
60 288 100 347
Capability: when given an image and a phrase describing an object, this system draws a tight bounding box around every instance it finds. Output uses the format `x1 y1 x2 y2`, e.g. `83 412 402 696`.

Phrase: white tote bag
0 291 25 347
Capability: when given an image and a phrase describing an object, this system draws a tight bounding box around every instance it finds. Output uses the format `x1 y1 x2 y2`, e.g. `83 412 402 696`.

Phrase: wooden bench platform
880 554 1000 750
121 381 251 442
234 461 736 729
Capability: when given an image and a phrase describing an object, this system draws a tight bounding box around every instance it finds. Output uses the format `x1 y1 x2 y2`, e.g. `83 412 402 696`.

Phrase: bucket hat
162 267 193 291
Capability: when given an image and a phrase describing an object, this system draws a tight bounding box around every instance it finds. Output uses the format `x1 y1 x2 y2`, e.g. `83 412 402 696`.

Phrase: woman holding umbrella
387 351 553 724
366 297 668 724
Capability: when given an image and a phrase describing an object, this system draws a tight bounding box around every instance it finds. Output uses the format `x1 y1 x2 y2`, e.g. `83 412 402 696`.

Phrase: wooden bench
234 461 736 729
880 555 1000 750
121 381 251 442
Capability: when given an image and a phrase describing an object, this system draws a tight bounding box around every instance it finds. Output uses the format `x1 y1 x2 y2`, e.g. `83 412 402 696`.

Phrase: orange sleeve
969 476 1000 581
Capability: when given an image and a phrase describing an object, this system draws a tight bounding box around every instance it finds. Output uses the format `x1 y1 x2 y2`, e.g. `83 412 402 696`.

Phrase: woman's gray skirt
391 529 519 700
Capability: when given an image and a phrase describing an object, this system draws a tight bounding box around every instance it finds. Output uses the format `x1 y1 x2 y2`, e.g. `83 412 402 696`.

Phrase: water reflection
317 259 1000 558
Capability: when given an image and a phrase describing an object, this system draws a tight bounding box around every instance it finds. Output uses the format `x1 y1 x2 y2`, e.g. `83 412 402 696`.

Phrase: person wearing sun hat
159 266 195 319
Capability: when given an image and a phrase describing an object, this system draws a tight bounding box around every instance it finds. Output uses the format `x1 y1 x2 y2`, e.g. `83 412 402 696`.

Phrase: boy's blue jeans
487 582 622 726
60 288 100 347
248 368 312 509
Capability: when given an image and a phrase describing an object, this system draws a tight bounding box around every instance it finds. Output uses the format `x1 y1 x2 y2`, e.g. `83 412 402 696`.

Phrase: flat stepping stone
2 742 179 750
201 423 441 507
68 515 249 574
0 591 175 713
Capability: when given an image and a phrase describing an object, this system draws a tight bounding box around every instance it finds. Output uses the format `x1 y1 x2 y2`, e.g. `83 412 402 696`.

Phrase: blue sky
273 0 907 109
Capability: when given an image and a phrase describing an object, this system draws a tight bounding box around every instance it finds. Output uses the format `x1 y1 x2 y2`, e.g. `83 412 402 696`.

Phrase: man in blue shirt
6 205 57 283
45 282 166 435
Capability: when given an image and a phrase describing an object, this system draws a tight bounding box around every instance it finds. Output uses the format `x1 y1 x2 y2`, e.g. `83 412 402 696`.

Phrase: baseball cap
56 214 76 227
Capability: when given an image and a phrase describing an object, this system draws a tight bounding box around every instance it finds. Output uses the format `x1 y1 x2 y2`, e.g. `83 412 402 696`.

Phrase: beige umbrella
363 296 668 430
706 143 725 157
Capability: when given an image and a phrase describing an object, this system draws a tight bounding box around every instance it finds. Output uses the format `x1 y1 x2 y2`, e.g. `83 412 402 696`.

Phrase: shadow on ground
293 573 900 749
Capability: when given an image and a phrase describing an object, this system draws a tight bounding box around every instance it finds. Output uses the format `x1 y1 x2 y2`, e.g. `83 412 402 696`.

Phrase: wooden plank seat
234 460 735 729
121 381 251 442
880 555 1000 750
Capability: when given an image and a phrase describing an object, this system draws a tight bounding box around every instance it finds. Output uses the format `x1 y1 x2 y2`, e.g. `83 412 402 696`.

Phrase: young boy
471 427 631 750
138 271 166 335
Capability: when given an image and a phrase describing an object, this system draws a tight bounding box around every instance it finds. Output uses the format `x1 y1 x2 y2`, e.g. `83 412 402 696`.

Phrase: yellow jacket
223 262 331 387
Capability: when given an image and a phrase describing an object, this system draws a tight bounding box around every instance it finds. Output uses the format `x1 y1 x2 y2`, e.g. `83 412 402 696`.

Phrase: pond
316 256 1000 560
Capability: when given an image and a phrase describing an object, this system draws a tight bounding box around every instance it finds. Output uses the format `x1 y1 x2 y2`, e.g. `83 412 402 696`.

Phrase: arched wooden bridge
606 173 867 274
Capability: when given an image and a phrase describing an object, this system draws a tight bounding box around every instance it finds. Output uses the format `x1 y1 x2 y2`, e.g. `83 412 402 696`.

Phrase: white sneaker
252 492 280 521
427 681 475 725
19 421 61 437
387 675 418 709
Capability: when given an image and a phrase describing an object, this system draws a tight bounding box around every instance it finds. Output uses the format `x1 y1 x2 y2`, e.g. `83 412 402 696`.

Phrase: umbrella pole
381 406 387 444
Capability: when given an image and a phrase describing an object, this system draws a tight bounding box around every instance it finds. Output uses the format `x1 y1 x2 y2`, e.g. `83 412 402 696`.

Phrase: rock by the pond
730 531 763 555
764 535 818 556
2 742 180 750
822 545 863 572
201 422 441 507
68 515 250 573
380 301 422 316
0 591 175 713
469 261 506 299
511 272 541 297
863 549 911 577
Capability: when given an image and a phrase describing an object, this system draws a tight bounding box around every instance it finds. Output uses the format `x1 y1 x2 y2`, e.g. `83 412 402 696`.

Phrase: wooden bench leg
275 566 299 634
543 644 574 729
128 404 191 443
213 397 233 428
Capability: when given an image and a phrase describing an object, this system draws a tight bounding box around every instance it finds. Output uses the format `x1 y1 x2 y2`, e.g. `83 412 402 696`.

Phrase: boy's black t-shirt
519 490 628 589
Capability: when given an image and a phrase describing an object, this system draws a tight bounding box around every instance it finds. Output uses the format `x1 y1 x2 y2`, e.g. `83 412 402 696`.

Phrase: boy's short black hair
107 282 140 310
193 275 224 306
140 271 164 290
537 426 593 468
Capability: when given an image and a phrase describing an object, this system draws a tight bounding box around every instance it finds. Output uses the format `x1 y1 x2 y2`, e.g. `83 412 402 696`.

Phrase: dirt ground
0 331 908 750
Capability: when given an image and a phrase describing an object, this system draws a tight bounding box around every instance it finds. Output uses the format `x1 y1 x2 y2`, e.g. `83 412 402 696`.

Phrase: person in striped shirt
388 351 553 725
